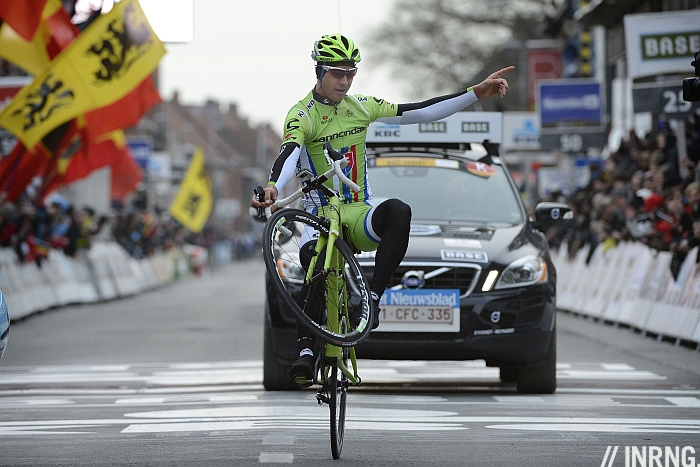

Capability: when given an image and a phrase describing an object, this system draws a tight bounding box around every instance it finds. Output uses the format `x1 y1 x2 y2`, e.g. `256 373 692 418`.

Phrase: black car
262 112 571 394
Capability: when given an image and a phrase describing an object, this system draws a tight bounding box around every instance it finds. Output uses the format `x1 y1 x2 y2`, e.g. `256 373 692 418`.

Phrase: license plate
375 289 460 333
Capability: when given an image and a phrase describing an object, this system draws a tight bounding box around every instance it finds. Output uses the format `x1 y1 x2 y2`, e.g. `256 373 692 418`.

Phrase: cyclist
252 33 513 385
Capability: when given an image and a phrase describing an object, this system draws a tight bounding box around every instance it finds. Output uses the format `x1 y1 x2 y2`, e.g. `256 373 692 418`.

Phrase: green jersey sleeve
352 94 399 122
281 105 313 146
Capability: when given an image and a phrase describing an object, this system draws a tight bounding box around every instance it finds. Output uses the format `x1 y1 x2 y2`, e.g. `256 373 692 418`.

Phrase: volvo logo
551 208 560 220
490 311 501 323
401 270 425 289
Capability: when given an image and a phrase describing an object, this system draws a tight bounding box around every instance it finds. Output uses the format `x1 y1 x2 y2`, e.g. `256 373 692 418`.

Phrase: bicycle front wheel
261 208 372 347
329 359 347 459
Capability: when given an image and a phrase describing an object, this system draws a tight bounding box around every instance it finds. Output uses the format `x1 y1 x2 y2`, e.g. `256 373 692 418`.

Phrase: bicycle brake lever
253 186 269 221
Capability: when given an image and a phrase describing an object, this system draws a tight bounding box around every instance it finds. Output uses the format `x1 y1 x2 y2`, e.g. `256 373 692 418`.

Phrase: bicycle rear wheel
329 358 347 459
261 208 372 347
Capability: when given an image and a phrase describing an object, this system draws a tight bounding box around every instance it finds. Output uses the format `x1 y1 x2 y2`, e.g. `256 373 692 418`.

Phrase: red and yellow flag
0 0 78 76
108 133 143 202
0 0 49 41
84 75 162 142
0 0 166 148
40 129 142 201
0 119 82 202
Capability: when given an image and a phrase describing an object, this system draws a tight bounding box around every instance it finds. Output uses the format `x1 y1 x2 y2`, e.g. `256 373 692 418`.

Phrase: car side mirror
531 202 573 231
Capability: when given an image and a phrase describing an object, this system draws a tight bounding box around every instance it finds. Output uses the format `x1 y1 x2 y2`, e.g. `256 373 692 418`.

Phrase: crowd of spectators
0 182 263 274
0 192 229 266
547 110 700 280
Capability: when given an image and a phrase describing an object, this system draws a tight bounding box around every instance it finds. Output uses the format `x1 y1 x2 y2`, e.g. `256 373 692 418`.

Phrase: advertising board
538 80 603 127
624 10 700 80
366 112 502 144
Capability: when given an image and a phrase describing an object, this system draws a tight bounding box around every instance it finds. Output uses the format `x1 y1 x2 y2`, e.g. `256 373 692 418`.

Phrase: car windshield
368 157 524 224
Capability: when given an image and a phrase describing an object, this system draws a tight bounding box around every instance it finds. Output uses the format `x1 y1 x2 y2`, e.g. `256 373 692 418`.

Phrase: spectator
662 186 693 278
0 204 17 248
686 182 700 219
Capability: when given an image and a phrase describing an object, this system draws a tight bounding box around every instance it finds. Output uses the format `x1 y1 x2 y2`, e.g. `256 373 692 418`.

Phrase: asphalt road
0 259 699 466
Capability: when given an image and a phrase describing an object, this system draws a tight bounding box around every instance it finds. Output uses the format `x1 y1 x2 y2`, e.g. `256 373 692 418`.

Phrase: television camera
683 51 700 102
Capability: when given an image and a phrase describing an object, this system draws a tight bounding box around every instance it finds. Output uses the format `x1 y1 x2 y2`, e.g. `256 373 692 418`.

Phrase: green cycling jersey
268 86 479 206
280 89 399 204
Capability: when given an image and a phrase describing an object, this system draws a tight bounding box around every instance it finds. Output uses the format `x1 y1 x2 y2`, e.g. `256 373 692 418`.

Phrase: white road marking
666 397 700 407
0 360 671 388
493 396 546 403
258 452 294 463
485 423 699 433
5 411 693 435
600 363 636 371
262 435 294 445
115 397 166 405
1 360 697 437
0 398 74 407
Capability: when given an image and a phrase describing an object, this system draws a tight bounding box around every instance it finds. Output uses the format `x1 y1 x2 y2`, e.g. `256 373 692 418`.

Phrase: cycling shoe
371 298 380 330
288 354 315 387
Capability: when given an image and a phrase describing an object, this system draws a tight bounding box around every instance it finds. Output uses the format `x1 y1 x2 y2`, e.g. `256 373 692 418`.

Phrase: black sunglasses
321 65 358 79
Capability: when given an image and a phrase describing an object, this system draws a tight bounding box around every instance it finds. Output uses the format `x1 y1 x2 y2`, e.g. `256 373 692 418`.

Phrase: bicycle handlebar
261 145 360 219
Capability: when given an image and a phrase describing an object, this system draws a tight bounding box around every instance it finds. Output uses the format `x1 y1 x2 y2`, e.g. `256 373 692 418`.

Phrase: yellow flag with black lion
169 148 213 234
0 0 166 148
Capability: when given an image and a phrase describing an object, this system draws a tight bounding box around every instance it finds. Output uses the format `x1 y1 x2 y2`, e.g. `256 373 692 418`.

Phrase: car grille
360 262 481 297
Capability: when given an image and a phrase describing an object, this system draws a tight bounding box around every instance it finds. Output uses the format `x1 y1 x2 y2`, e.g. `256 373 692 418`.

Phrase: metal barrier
0 242 193 321
553 242 700 347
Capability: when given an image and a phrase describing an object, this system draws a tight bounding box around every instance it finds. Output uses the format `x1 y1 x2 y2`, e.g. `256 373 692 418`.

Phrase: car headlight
276 253 305 283
494 255 547 289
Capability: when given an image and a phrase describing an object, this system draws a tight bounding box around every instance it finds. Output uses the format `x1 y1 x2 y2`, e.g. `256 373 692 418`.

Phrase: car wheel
516 325 556 394
499 367 518 383
263 313 298 391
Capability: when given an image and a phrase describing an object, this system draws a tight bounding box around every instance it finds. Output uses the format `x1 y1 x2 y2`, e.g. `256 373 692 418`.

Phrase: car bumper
358 283 555 364
266 280 555 366
355 328 553 364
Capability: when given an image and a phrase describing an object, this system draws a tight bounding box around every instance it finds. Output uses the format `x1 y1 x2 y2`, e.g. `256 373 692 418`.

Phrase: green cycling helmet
311 33 361 64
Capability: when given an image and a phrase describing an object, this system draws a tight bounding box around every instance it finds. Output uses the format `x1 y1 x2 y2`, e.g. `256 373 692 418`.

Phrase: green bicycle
258 142 373 459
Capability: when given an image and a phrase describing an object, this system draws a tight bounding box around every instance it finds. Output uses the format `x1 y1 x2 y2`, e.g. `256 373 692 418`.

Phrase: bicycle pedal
294 376 312 388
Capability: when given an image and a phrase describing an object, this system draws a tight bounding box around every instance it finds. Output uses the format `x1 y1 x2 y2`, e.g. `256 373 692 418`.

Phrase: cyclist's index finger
493 66 515 78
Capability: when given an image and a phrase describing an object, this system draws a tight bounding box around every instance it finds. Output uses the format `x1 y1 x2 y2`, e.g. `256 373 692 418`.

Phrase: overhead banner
0 0 166 148
624 10 700 80
538 80 602 127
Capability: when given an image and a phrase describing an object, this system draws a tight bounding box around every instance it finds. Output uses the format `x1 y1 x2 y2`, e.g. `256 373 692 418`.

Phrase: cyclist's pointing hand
473 66 515 99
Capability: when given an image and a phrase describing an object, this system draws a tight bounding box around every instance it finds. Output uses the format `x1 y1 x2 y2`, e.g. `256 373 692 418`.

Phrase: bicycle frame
307 194 361 386
261 151 365 385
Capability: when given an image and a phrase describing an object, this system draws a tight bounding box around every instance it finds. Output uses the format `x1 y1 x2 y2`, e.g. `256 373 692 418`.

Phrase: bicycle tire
329 359 347 459
261 208 372 347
